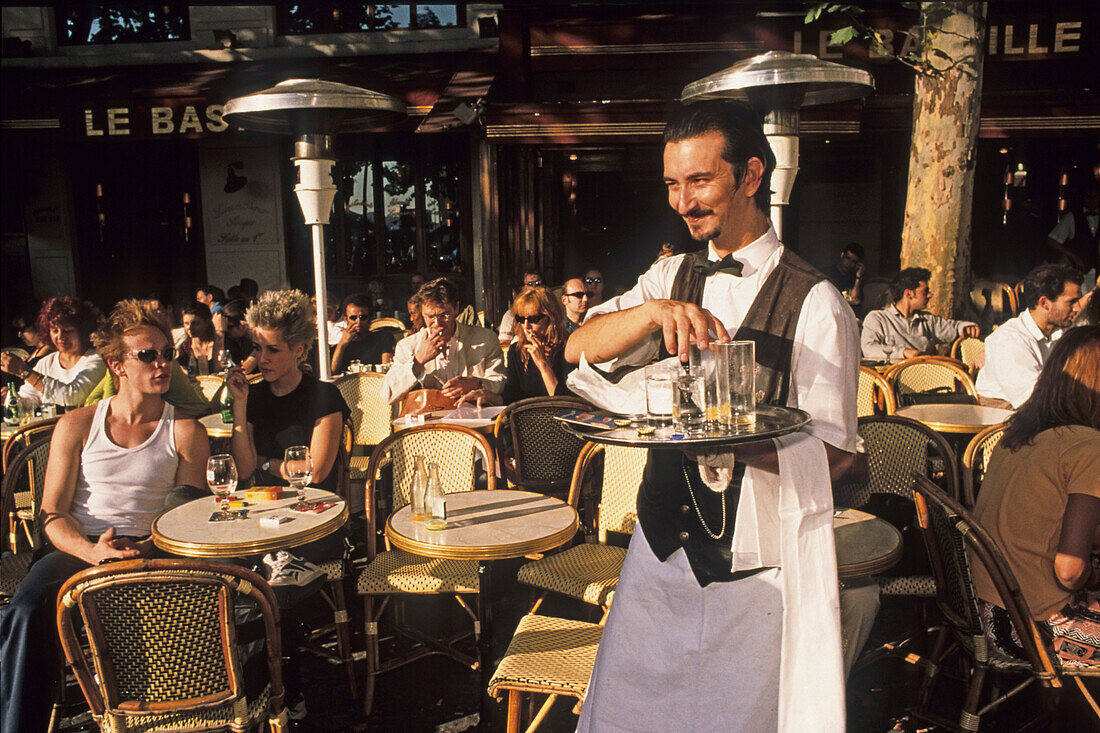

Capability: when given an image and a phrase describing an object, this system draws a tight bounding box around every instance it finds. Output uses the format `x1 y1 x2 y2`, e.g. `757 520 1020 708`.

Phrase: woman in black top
226 289 349 492
460 285 572 406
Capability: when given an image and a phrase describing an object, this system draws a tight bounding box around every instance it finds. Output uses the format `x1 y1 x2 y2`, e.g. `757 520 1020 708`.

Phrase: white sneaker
262 551 324 590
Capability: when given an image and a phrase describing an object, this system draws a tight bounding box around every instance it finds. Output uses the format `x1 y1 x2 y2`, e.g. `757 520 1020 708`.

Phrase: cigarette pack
260 515 293 528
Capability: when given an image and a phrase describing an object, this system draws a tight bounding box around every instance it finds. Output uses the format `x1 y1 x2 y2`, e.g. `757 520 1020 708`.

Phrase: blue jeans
1 549 91 733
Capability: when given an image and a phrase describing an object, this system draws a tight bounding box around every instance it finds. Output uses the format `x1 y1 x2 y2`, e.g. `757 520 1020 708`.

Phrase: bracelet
20 368 32 380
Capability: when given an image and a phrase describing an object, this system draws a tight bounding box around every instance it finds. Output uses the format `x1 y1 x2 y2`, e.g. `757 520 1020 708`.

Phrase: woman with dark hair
972 326 1100 667
459 285 572 406
0 296 105 409
177 301 224 375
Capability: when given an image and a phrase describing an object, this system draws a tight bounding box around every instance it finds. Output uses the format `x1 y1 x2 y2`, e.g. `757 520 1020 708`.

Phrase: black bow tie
690 251 744 277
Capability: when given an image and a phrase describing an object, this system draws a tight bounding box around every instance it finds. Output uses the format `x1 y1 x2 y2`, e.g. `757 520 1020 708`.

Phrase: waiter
566 100 858 732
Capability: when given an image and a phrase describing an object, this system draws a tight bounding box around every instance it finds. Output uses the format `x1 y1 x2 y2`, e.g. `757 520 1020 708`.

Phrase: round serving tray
559 404 811 448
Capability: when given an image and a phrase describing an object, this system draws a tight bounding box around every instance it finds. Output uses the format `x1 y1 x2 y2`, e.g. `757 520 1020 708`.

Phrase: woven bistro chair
195 374 224 401
910 476 1099 731
1 432 51 557
355 424 495 714
368 317 406 333
493 396 592 501
969 280 1018 330
885 356 979 408
334 371 393 481
488 607 610 733
857 365 897 417
2 415 59 472
961 424 1006 509
950 336 986 378
518 442 646 613
55 558 289 733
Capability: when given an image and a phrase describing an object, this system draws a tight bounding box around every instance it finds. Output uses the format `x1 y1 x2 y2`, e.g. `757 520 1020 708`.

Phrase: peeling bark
900 1 986 317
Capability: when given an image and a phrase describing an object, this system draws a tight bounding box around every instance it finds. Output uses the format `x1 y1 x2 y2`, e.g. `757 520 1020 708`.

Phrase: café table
199 413 233 440
391 406 504 435
152 487 347 558
834 508 903 579
385 489 578 730
896 403 1013 435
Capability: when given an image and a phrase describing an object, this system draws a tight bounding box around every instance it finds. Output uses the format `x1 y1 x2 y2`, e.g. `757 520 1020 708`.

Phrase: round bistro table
199 413 233 439
895 404 1013 435
152 488 347 558
386 489 578 731
834 508 903 579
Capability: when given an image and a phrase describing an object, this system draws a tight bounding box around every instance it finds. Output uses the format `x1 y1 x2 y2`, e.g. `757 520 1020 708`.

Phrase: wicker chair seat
874 574 935 597
356 550 479 594
349 456 371 480
98 684 273 733
518 545 626 607
315 558 345 581
487 614 603 700
0 552 33 597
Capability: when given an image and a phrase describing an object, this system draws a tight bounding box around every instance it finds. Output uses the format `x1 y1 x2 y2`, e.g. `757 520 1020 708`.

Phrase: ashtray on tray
557 404 811 448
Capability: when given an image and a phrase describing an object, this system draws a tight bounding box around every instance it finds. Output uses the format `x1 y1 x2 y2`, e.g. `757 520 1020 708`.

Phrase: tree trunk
900 1 987 318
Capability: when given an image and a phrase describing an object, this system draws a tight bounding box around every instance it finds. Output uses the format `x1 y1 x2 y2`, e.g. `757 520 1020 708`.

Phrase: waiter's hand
644 299 730 362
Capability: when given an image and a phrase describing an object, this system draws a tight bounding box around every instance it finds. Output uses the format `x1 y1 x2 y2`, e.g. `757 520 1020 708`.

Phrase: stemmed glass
206 453 238 519
284 445 314 509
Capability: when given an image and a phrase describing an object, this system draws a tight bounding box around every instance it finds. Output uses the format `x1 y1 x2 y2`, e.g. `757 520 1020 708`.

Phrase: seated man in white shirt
861 267 978 360
976 264 1083 409
380 277 506 406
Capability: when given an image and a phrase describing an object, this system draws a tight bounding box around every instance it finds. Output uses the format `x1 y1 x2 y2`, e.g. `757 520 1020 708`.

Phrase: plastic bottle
425 461 446 530
411 454 427 522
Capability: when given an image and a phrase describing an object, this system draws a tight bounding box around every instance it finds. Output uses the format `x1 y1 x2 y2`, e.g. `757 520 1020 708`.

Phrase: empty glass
715 341 756 431
206 453 238 519
689 345 721 429
284 445 314 509
672 371 706 435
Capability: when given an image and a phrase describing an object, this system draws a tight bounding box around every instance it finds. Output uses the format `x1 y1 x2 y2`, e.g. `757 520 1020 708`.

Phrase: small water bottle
411 454 427 522
425 461 446 530
3 388 23 426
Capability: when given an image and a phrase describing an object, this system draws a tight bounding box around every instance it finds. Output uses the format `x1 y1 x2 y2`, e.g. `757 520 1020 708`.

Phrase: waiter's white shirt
976 309 1059 409
587 226 858 456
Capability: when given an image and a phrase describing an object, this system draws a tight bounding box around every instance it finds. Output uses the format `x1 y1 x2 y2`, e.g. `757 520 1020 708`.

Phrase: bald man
561 277 591 335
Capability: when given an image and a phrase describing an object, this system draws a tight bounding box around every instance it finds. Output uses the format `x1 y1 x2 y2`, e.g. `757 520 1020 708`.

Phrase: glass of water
284 445 314 509
644 364 675 428
206 453 238 519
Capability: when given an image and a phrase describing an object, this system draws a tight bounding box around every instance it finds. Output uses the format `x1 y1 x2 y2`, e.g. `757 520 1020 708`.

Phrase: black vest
1067 209 1099 272
637 248 824 586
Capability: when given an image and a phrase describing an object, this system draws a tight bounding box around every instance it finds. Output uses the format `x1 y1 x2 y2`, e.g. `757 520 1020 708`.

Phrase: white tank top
70 397 179 536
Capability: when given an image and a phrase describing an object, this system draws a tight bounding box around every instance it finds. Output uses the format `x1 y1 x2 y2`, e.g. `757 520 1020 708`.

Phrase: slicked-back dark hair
342 292 373 314
889 267 932 303
417 277 461 310
663 100 776 214
1020 264 1083 310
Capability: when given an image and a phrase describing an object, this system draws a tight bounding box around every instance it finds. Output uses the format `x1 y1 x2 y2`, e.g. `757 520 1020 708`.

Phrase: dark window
57 4 189 45
277 4 462 35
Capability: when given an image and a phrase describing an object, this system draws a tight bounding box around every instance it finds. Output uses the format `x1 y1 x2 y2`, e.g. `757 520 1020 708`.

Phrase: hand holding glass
206 454 238 519
284 445 314 509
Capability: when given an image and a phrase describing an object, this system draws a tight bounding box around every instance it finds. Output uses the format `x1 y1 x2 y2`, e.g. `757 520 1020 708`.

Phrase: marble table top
897 404 1013 434
387 489 578 561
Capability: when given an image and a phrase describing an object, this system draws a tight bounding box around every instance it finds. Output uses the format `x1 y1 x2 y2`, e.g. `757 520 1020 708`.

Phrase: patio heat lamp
681 51 874 240
224 79 406 381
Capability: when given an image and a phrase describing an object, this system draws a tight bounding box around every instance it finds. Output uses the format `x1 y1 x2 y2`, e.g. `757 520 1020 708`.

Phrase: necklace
681 456 726 540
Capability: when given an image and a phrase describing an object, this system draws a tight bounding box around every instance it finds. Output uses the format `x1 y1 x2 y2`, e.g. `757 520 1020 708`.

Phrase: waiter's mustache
682 207 714 219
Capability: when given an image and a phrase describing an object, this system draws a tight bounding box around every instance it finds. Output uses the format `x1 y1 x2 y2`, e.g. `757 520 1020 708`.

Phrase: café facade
2 3 1097 326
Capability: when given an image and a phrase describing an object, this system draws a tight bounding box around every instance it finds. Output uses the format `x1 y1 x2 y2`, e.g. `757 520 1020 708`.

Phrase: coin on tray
614 418 632 427
636 424 655 435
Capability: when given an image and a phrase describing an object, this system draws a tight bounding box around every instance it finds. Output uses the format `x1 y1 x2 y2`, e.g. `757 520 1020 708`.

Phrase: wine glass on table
207 453 238 519
284 445 314 509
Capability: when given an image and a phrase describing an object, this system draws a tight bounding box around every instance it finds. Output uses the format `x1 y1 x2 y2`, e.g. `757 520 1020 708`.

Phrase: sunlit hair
37 296 99 351
1001 326 1100 450
246 289 316 352
511 286 566 365
92 299 172 368
416 277 460 310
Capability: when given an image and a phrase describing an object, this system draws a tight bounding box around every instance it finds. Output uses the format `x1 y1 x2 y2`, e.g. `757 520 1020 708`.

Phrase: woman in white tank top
3 300 210 733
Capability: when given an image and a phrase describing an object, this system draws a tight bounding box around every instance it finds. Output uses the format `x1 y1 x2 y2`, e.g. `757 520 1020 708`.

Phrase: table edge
151 504 348 558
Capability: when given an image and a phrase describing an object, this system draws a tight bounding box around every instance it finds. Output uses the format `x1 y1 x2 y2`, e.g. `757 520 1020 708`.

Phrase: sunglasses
345 314 364 321
563 291 589 299
583 277 602 284
514 314 548 325
126 346 176 364
524 280 543 286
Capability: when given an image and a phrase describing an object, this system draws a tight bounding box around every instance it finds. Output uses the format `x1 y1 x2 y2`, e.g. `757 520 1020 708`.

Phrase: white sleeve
380 332 422 405
790 281 859 453
23 353 107 409
1047 213 1075 244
